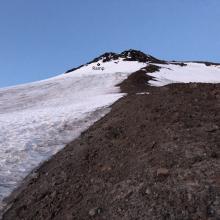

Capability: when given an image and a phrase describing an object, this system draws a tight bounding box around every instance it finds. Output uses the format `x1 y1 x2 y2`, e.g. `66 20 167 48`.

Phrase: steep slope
1 50 220 219
0 53 147 214
3 67 220 220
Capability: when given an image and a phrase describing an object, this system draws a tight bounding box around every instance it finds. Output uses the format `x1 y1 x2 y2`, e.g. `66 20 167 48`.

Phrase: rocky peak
92 49 163 63
91 52 119 63
119 49 161 63
66 49 164 73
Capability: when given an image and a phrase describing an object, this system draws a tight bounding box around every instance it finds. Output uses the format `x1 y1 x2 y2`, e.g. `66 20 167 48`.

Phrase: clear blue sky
0 0 220 88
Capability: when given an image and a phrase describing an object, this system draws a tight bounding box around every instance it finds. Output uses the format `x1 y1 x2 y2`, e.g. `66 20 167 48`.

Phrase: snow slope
0 59 146 211
148 63 220 86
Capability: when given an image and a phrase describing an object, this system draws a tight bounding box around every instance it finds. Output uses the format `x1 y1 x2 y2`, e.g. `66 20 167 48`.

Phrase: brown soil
3 66 220 220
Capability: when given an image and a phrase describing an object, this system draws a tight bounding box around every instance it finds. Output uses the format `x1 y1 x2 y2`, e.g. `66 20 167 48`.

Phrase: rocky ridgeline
65 49 165 73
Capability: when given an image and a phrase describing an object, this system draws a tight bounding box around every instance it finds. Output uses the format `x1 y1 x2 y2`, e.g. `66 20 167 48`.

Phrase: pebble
157 168 169 177
205 124 219 132
89 207 102 217
145 188 151 195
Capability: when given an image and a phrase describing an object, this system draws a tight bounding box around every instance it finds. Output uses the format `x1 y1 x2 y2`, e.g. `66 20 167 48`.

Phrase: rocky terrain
2 60 220 219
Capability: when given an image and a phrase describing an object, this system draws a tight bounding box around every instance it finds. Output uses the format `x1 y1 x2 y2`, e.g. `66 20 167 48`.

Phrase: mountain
1 50 220 219
65 49 165 73
66 49 220 87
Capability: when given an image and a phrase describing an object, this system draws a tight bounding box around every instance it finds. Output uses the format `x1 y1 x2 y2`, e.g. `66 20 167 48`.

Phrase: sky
0 0 220 88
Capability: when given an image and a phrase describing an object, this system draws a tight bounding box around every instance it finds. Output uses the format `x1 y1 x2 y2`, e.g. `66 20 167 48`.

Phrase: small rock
205 124 219 132
51 191 57 198
210 151 218 158
30 171 39 180
157 168 169 177
145 188 151 195
89 207 102 217
187 192 192 201
100 165 112 172
185 181 199 187
151 141 157 149
89 208 97 217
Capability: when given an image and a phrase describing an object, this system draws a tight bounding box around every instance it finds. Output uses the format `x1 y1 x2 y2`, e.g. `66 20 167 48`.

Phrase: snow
73 58 146 75
0 59 146 212
136 92 150 95
148 63 220 86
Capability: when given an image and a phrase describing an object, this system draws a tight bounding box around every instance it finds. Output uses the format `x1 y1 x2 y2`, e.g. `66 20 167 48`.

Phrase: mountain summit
66 49 164 73
91 49 163 63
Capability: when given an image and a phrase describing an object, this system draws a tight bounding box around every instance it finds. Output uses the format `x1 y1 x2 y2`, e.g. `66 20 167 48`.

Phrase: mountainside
0 50 146 215
1 50 220 219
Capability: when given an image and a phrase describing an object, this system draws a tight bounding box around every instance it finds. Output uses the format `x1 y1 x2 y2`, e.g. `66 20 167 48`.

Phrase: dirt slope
3 66 220 220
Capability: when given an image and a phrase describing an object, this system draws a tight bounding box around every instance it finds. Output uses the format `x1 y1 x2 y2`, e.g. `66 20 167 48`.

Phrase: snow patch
136 92 150 95
148 63 220 86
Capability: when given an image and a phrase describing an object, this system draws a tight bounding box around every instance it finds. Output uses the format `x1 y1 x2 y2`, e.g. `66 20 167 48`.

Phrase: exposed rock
156 168 169 177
